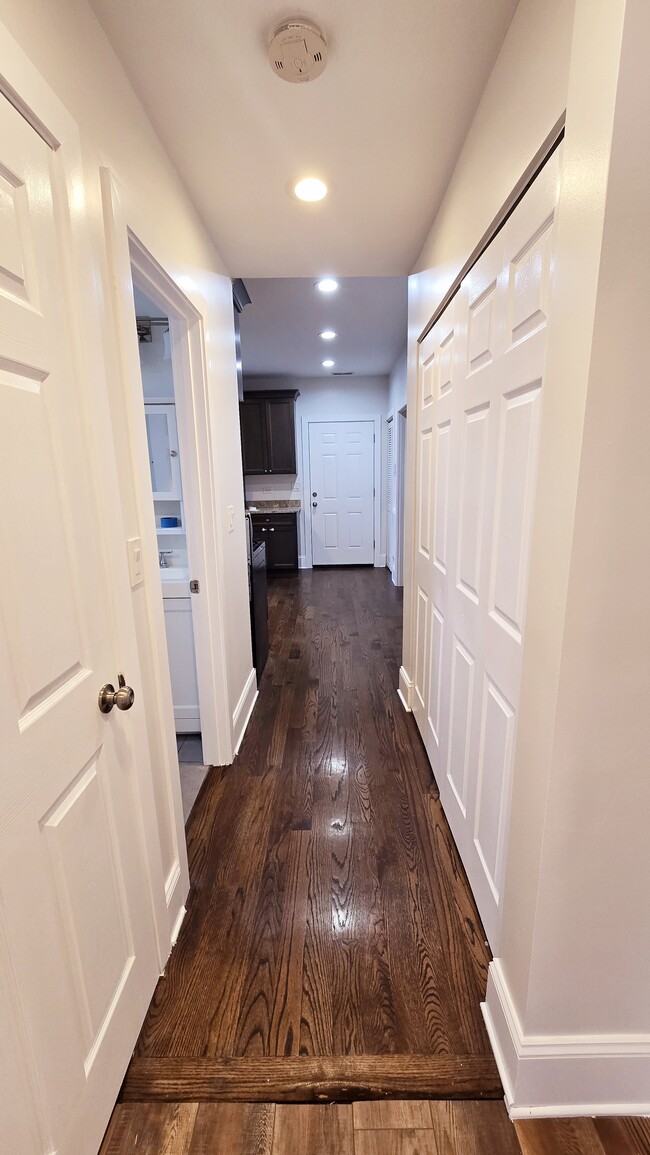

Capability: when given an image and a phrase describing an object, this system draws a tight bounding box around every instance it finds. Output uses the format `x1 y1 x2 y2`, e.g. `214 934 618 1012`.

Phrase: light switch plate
127 536 144 588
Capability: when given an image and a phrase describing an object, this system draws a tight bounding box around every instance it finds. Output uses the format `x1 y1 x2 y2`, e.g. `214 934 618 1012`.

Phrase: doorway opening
133 283 208 822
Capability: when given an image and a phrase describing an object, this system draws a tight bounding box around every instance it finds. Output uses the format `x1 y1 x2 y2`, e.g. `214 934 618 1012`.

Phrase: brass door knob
98 673 135 714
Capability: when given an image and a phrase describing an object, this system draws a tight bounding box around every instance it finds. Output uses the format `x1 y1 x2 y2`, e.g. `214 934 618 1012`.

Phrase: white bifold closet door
412 146 561 948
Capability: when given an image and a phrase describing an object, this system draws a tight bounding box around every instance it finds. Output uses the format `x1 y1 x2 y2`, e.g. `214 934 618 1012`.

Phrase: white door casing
386 415 396 576
412 147 561 949
309 420 375 565
0 89 160 1155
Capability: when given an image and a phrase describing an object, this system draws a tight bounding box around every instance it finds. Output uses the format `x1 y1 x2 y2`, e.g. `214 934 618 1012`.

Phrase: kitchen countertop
247 500 301 513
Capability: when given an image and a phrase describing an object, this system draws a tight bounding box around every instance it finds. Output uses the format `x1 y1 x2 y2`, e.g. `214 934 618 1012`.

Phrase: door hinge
190 579 200 593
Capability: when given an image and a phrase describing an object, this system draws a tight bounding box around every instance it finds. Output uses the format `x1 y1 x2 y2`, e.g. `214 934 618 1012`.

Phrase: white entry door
0 94 159 1154
309 420 375 565
412 147 561 948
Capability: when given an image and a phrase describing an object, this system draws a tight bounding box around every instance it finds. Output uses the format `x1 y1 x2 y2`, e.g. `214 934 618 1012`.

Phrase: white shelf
157 526 185 535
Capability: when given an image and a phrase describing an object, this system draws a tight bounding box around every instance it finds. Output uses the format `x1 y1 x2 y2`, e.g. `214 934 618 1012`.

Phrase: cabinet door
145 403 183 498
240 398 267 474
163 598 201 732
267 398 296 473
266 521 298 571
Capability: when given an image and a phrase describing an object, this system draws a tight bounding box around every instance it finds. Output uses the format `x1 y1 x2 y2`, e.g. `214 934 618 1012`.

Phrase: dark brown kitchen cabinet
240 389 299 475
251 513 298 572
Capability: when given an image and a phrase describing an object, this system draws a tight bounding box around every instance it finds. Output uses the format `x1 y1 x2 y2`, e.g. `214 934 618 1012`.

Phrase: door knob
98 673 135 714
312 502 318 508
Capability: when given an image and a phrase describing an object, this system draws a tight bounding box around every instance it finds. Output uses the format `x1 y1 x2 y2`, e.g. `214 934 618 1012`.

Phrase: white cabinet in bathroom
163 594 201 734
145 402 182 500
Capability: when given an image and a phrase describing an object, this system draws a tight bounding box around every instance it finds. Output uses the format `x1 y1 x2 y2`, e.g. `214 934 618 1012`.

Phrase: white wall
388 346 407 414
138 324 174 400
244 375 389 566
0 0 250 920
387 348 407 583
410 0 575 327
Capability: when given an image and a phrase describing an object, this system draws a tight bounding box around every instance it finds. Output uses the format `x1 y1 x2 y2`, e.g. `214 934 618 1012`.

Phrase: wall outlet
227 504 235 533
262 486 272 493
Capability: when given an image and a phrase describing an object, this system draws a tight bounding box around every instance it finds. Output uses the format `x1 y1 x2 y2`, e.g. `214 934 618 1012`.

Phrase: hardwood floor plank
187 1104 275 1155
353 1131 438 1155
595 1117 650 1155
271 1104 353 1155
515 1117 608 1155
430 1101 522 1154
99 1103 198 1154
119 1055 502 1102
353 1100 433 1129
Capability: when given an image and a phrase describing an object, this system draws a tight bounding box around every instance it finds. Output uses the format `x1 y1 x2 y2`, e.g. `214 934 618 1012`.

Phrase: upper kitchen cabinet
240 389 299 474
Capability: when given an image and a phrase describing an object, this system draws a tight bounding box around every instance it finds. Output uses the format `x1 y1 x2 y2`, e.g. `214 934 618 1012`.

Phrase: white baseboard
483 960 650 1118
398 666 413 712
375 552 387 568
163 859 187 957
232 667 258 757
170 903 186 947
298 555 309 569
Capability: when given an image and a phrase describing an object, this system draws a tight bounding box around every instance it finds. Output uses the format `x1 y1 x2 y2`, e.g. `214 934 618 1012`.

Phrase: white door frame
300 413 383 569
101 175 233 794
129 234 232 768
394 406 407 587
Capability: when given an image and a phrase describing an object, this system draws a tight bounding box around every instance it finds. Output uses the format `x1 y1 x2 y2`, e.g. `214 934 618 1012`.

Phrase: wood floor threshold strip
120 1055 502 1103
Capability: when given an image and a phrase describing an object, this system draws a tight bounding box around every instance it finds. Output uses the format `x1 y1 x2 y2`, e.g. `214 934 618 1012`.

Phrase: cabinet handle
270 527 275 532
261 528 267 532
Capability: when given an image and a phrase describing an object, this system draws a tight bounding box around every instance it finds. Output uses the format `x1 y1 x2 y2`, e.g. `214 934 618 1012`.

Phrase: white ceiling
239 277 407 378
87 0 518 278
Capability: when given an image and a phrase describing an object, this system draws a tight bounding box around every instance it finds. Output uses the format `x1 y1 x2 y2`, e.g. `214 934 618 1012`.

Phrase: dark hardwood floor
102 1100 650 1154
107 569 650 1153
122 569 497 1101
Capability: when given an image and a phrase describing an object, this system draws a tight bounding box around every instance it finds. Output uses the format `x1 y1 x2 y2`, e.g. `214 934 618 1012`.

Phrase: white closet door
412 147 561 947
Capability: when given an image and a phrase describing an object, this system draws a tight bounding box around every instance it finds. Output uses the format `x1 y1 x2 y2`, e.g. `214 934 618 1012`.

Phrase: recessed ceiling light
316 278 338 293
320 330 337 340
322 359 335 368
294 177 327 202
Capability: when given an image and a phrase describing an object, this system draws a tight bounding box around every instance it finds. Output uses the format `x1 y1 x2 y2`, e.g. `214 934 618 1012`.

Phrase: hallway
122 569 497 1096
103 570 650 1154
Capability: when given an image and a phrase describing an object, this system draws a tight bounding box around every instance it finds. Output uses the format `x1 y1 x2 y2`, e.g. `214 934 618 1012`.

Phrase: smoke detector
268 20 328 83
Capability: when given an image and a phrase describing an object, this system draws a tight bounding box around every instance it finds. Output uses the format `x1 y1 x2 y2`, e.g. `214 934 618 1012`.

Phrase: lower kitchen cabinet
251 512 298 572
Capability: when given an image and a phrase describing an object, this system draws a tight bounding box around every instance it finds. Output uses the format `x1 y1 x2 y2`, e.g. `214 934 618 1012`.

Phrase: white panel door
309 420 375 564
412 147 561 947
0 97 159 1153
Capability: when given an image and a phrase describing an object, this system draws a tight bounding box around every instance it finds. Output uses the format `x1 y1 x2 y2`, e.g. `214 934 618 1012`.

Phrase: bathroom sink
160 567 190 597
160 566 189 581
